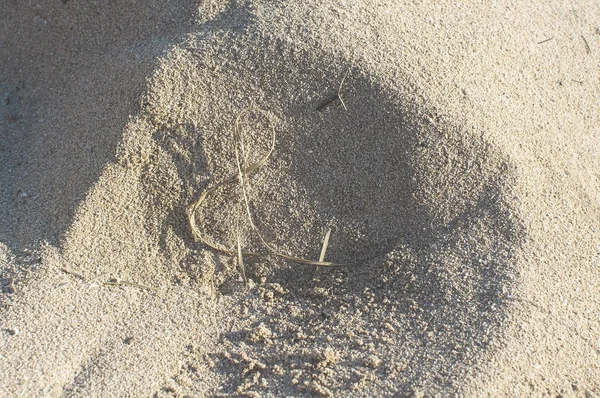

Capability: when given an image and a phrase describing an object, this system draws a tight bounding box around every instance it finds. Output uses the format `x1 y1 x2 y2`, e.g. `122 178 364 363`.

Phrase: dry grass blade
337 68 350 111
187 107 364 282
236 233 247 282
319 228 332 263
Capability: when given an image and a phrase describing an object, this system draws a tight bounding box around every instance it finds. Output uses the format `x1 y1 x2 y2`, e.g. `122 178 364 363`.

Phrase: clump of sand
1 1 599 397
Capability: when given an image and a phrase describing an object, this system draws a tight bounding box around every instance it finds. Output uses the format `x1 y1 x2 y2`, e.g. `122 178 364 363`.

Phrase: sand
1 1 599 396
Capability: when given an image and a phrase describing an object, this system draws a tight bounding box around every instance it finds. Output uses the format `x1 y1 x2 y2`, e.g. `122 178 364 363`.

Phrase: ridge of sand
1 1 599 396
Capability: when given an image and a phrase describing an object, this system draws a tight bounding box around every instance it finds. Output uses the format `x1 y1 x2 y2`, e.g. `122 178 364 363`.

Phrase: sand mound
1 1 599 396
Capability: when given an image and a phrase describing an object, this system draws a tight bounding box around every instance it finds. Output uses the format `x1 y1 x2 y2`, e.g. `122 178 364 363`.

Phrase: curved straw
187 108 356 269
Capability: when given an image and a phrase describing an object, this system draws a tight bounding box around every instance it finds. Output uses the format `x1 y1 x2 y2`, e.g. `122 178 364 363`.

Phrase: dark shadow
265 69 522 393
0 1 199 254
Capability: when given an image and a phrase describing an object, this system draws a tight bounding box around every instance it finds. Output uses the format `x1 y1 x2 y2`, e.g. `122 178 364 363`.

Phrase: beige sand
1 1 599 396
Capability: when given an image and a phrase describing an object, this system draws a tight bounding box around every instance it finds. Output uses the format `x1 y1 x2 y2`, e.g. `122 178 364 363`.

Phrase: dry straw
187 108 356 280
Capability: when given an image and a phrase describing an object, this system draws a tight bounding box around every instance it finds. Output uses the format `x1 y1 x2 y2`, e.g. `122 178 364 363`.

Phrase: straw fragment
319 228 332 263
187 108 366 279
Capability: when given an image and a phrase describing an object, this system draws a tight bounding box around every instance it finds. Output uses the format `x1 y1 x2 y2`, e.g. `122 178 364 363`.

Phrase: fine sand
1 1 599 396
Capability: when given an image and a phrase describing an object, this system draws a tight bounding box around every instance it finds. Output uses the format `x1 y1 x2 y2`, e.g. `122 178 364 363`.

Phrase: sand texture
1 1 599 396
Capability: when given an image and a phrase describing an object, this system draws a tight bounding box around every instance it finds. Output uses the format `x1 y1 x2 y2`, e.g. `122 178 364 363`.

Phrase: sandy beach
1 1 599 396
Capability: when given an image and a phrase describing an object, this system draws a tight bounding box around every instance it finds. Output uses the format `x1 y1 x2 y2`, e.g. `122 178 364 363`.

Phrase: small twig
537 37 554 44
60 267 155 292
581 35 591 54
316 94 340 112
103 280 156 293
59 268 86 281
315 68 351 112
